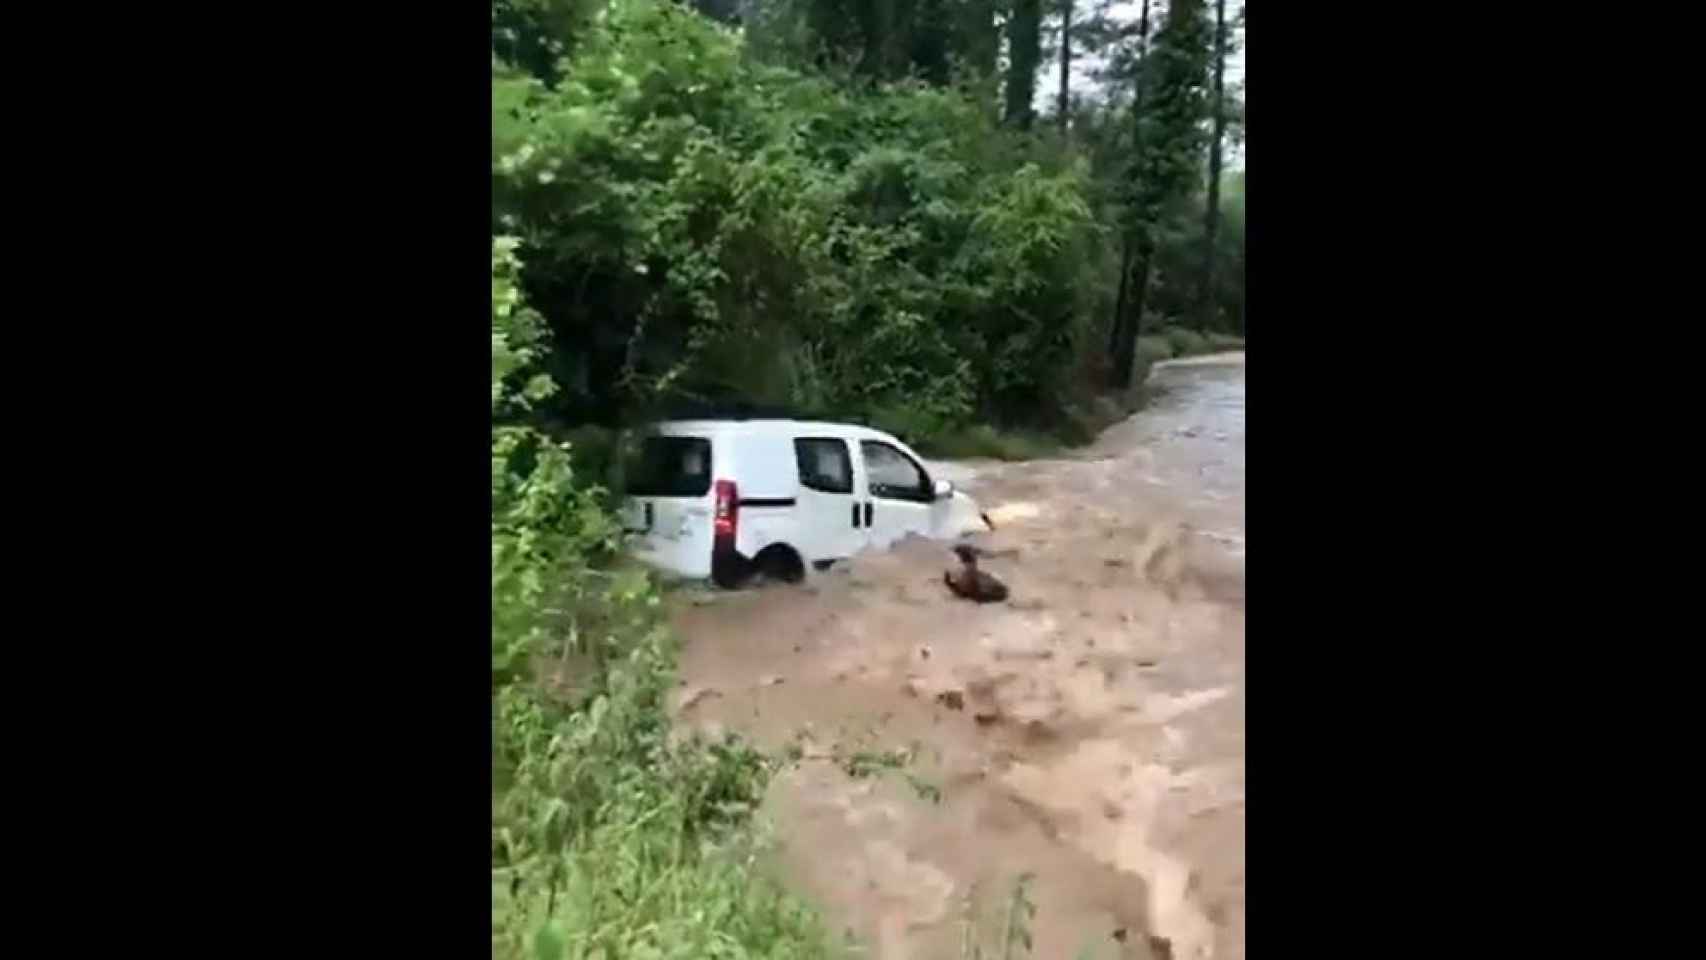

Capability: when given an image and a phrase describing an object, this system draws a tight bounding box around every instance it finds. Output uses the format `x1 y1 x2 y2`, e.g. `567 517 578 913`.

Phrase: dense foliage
495 0 1243 446
493 237 833 958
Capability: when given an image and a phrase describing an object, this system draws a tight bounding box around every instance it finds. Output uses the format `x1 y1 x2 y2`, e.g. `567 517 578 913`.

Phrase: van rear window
626 437 712 497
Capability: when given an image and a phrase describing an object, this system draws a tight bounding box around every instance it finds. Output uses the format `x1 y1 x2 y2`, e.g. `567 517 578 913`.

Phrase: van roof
658 402 817 421
652 418 878 436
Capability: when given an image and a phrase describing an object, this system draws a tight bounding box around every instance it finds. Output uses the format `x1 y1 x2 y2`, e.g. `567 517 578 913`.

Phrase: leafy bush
916 424 1059 461
494 0 1097 436
556 423 624 497
1135 335 1175 367
865 401 952 451
1163 326 1210 357
1146 174 1246 337
492 237 617 684
492 0 1244 462
1050 403 1101 448
492 237 832 959
492 625 834 960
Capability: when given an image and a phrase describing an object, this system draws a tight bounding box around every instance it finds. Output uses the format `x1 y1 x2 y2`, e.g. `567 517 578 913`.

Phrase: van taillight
714 479 738 542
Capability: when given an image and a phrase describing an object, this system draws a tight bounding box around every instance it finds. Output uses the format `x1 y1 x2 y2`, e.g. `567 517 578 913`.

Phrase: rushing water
670 354 1246 960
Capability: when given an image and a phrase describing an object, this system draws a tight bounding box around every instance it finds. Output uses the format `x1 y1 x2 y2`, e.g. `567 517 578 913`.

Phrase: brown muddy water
669 354 1245 960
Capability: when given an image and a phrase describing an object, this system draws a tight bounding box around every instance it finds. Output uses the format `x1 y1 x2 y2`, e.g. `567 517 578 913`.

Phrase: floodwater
669 354 1246 960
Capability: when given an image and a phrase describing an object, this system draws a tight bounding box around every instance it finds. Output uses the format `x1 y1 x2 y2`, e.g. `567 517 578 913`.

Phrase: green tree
497 0 1101 435
1110 0 1214 387
492 0 601 86
1105 0 1152 383
497 0 1232 447
1195 0 1230 332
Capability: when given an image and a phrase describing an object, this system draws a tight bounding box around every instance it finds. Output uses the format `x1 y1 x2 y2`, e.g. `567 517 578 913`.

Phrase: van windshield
625 436 712 497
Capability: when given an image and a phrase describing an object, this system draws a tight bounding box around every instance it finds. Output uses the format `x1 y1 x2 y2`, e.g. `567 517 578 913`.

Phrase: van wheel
753 545 806 586
711 550 751 590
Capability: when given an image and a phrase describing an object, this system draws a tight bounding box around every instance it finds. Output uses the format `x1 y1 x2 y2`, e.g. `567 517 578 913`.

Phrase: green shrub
1051 404 1098 447
1135 335 1175 366
914 424 1058 461
1207 332 1246 352
492 236 833 960
492 628 836 960
865 401 952 451
494 0 1094 436
1163 326 1210 357
558 424 623 496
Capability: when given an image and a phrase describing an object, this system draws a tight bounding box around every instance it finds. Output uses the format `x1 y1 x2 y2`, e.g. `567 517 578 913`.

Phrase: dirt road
670 354 1246 960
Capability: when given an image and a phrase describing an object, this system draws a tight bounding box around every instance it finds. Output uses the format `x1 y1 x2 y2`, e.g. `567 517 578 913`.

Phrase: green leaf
532 921 565 960
523 374 557 401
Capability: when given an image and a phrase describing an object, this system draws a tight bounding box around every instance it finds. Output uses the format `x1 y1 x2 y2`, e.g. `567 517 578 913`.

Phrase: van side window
795 438 853 494
860 441 930 501
626 437 712 497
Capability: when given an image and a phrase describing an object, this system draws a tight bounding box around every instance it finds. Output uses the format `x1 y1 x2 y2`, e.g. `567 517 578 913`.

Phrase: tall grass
491 566 838 960
958 873 1041 960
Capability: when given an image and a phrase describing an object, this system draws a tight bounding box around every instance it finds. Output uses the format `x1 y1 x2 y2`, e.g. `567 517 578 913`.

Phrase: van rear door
623 434 716 579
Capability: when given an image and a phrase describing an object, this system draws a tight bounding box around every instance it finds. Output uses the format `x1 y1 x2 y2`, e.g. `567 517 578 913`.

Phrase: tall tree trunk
912 0 950 84
1108 0 1153 389
1238 173 1246 337
1005 0 1042 128
1196 0 1228 333
1115 243 1154 387
1057 0 1073 134
965 0 998 78
1109 232 1132 356
855 0 895 79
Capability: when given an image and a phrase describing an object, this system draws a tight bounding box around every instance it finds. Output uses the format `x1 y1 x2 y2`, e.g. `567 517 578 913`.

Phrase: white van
620 418 988 587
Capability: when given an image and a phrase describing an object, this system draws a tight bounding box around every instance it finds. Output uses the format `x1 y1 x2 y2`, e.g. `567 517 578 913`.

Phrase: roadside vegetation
494 239 837 958
491 1 1244 955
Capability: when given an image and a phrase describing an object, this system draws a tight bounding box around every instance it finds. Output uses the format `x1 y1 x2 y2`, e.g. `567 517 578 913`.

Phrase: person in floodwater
944 544 1008 603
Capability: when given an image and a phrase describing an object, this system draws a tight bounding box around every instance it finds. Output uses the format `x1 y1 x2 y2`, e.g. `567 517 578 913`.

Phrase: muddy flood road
669 354 1245 960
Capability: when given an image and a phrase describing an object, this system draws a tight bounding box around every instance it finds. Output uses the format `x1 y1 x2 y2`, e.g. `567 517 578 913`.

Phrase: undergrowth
959 874 1040 960
491 631 837 959
1141 326 1245 365
494 237 835 959
878 322 1242 461
912 424 1063 461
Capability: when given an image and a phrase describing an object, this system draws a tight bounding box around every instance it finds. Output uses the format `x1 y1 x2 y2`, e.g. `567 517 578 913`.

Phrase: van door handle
864 502 873 527
852 503 861 528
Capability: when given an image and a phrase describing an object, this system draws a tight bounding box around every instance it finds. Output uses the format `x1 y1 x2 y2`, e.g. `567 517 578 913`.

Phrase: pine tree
1196 0 1229 332
1110 0 1214 387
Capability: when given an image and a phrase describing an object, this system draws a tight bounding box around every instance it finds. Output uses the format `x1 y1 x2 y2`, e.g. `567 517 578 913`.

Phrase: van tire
753 545 806 585
711 548 751 590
